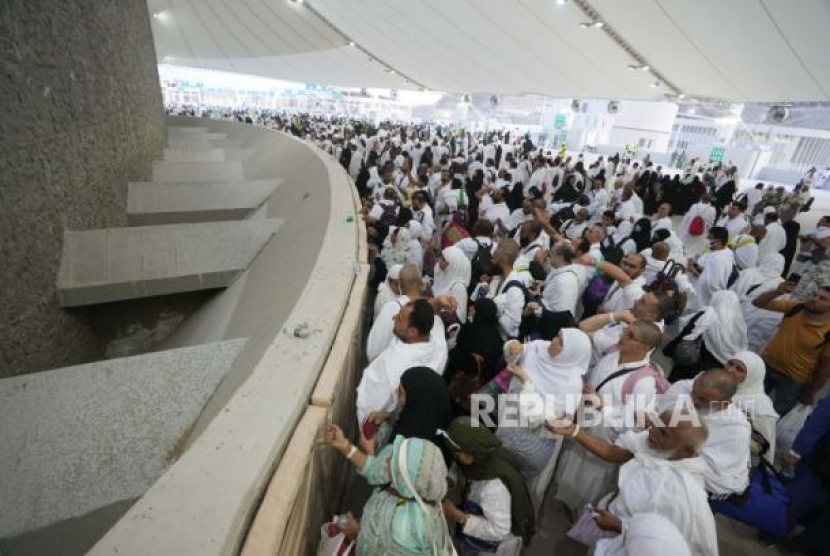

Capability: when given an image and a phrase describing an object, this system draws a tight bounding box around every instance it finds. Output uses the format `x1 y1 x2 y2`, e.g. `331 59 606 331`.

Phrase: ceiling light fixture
348 41 355 46
556 0 567 5
580 21 604 29
627 64 650 71
678 94 686 99
650 81 660 88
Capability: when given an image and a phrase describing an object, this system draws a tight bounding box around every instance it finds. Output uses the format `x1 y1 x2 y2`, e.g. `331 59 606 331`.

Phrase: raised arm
547 421 634 463
752 282 795 310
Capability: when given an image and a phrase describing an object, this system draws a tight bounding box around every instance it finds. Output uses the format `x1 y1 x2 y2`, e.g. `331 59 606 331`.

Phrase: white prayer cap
753 215 766 227
763 206 777 215
453 156 465 164
387 264 403 280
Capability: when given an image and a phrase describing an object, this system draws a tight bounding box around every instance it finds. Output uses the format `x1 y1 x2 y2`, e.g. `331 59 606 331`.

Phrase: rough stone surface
0 0 165 377
56 219 284 306
0 338 247 538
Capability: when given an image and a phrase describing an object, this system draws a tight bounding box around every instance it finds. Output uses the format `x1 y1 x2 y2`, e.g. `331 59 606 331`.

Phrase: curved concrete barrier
86 118 364 556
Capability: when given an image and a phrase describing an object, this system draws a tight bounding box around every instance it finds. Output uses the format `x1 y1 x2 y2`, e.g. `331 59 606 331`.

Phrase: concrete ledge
152 160 244 183
240 406 327 556
242 154 368 556
57 220 283 306
127 180 281 226
0 339 247 538
163 147 226 162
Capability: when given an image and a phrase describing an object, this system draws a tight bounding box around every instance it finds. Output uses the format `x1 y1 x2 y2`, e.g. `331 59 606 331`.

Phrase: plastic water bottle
334 513 350 530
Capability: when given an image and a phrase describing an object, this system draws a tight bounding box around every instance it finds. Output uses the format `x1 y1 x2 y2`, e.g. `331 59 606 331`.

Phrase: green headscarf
446 417 536 546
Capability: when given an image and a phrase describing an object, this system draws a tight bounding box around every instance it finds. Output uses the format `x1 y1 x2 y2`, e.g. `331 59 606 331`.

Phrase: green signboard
709 145 725 163
554 113 567 129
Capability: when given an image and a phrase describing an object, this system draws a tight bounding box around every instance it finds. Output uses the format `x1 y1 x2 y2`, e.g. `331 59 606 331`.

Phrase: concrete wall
86 119 362 556
0 0 165 377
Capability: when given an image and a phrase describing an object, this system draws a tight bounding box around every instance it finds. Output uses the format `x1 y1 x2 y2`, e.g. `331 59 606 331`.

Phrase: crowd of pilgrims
186 108 830 555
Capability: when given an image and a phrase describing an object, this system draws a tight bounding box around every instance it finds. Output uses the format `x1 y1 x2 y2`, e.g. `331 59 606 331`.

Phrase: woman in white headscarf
669 290 748 382
432 246 471 323
374 264 402 321
594 513 691 556
732 254 786 352
726 351 778 462
406 220 425 273
497 329 593 477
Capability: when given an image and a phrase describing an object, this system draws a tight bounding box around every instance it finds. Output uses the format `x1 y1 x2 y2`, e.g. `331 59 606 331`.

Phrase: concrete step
166 138 211 150
56 219 283 307
167 126 209 135
126 179 281 225
162 147 226 162
152 160 244 183
0 339 247 539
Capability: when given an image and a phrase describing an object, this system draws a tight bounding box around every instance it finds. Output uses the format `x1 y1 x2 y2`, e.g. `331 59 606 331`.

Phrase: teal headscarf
358 436 452 555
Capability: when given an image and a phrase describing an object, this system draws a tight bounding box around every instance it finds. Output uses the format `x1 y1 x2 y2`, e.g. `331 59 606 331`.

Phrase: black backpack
727 265 740 288
469 240 495 292
503 280 533 305
551 204 575 230
600 236 625 265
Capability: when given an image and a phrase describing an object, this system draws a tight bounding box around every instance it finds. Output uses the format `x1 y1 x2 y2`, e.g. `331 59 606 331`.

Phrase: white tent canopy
148 0 830 102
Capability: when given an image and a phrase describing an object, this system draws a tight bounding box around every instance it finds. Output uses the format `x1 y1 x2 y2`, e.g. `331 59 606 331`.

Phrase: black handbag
663 311 705 367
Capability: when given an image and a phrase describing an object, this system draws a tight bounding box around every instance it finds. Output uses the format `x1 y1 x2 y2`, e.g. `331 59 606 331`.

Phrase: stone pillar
0 0 165 377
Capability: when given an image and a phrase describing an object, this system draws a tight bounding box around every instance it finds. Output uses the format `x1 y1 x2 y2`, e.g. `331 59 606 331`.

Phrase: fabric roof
148 0 830 102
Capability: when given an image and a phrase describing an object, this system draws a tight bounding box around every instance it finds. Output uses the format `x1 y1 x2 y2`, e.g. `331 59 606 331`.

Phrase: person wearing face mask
658 368 752 497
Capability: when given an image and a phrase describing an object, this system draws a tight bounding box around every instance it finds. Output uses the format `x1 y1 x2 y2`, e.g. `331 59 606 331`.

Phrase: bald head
690 368 738 414
398 263 421 294
652 241 670 261
630 320 662 349
495 239 520 268
695 368 737 401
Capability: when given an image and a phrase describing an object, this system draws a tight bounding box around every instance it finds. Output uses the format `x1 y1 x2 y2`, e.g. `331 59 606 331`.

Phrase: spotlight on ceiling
290 0 303 4
556 0 567 5
348 41 355 46
678 94 687 99
627 64 650 71
650 82 660 88
580 21 604 29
